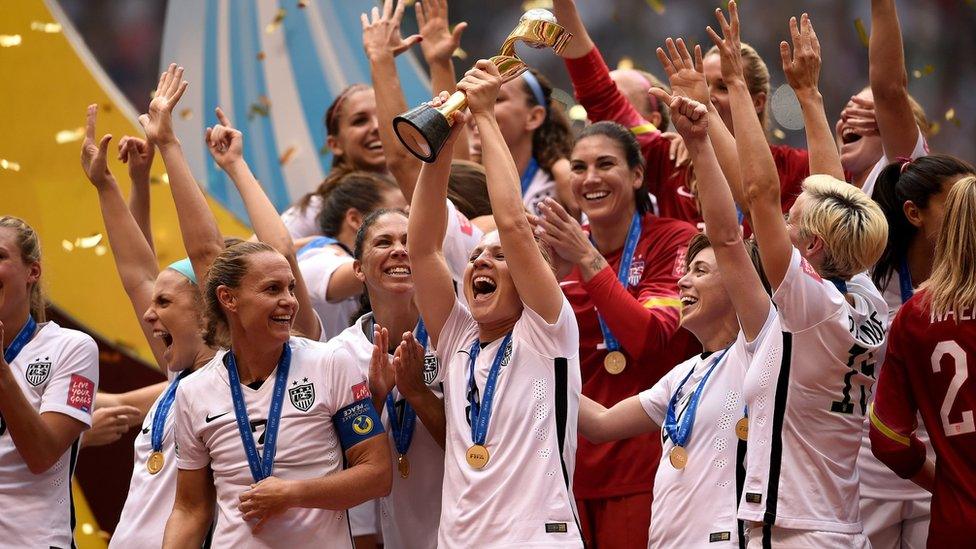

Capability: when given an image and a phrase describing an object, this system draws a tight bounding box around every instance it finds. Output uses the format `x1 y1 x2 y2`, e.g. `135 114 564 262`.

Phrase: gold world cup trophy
393 9 573 163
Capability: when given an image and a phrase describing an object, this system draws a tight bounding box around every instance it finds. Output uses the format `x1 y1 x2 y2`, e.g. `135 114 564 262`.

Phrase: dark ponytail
871 154 975 290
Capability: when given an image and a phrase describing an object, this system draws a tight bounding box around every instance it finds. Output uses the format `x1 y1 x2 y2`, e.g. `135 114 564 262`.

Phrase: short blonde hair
921 176 976 319
796 175 888 279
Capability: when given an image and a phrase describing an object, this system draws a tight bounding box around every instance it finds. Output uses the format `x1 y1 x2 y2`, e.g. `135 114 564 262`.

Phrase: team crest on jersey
627 258 645 287
422 354 439 385
25 358 51 386
289 378 315 412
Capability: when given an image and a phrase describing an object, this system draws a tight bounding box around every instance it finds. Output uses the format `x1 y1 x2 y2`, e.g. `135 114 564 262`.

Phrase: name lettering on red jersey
672 246 688 277
67 374 95 413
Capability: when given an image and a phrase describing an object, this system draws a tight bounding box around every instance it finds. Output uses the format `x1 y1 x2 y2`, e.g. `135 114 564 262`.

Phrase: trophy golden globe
393 9 572 163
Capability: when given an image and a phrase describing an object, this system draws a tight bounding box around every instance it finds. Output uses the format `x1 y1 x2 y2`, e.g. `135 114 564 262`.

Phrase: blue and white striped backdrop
161 0 432 222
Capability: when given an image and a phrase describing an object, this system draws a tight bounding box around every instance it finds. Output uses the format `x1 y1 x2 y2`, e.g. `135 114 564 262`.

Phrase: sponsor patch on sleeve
334 398 384 450
800 257 822 282
67 374 95 413
457 211 473 236
351 381 371 401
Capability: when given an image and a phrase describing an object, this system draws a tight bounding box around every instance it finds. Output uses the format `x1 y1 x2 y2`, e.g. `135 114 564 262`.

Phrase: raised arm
708 1 791 289
81 105 168 368
551 0 596 59
407 93 463 347
869 0 919 158
659 92 771 340
780 14 844 179
139 64 223 286
416 0 470 161
656 38 746 215
205 108 320 341
462 61 564 323
118 135 156 251
361 0 424 201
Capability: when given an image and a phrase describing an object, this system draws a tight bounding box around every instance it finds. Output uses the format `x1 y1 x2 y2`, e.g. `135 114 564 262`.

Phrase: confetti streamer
646 0 665 15
75 233 104 249
62 240 75 252
0 35 22 47
279 145 298 165
179 108 193 120
0 159 21 171
453 47 468 60
55 128 86 144
945 108 960 126
30 22 62 33
94 245 108 257
854 18 869 48
568 104 588 121
911 64 935 79
297 0 310 7
929 122 941 136
248 103 270 120
257 51 266 61
266 8 286 34
772 128 786 140
150 173 170 185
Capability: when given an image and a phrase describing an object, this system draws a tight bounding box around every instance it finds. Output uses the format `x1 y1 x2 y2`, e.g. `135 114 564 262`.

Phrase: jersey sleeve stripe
868 403 912 447
641 297 682 309
553 357 583 536
763 331 793 526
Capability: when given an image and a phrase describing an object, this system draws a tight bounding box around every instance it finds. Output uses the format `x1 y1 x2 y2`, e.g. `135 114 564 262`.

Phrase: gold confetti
0 159 21 171
30 21 62 33
248 103 270 120
772 128 786 140
75 233 104 249
101 103 114 114
0 35 22 47
646 0 665 15
929 122 941 136
55 127 86 144
94 245 108 257
266 8 286 34
150 173 170 185
946 108 960 126
81 524 94 536
617 56 634 71
298 0 310 7
257 51 266 61
452 47 468 60
62 240 75 252
912 64 935 79
319 143 331 156
279 145 298 165
521 0 553 10
854 18 869 48
259 95 272 107
179 108 193 120
568 104 587 121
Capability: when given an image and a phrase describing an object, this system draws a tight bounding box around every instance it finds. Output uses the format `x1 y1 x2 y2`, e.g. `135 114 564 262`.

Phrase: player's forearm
0 368 71 473
95 178 158 295
290 445 393 509
127 174 155 251
796 89 844 179
368 53 422 201
162 506 211 548
705 106 747 214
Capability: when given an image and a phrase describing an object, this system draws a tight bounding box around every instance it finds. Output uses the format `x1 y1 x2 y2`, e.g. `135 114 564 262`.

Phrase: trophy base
393 104 452 163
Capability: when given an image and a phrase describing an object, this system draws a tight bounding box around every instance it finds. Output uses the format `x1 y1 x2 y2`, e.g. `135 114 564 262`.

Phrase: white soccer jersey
443 199 484 283
434 298 583 547
858 130 931 505
523 167 557 217
111 364 215 548
332 314 444 549
298 244 360 340
738 248 888 533
173 337 383 548
0 321 98 548
639 306 776 548
281 195 323 240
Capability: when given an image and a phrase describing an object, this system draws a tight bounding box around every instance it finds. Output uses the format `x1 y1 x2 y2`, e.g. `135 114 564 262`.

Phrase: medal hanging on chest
146 368 192 475
735 406 749 442
465 333 513 470
595 213 642 375
663 347 730 470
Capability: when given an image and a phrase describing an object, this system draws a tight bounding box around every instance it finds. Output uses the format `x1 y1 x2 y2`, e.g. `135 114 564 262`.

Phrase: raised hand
457 60 503 116
361 0 422 59
117 136 155 184
654 90 709 143
139 63 189 147
837 95 880 137
80 104 114 187
205 107 244 170
416 0 467 64
368 323 395 404
392 331 427 400
780 14 822 95
656 38 709 105
705 1 744 85
534 197 600 271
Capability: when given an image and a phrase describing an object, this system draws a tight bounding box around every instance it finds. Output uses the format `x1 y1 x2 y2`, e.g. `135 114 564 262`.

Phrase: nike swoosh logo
141 426 150 434
205 412 230 423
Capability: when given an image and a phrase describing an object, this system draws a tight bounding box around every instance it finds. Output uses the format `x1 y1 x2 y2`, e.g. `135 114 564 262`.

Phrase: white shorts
860 497 930 549
349 499 381 538
746 525 870 549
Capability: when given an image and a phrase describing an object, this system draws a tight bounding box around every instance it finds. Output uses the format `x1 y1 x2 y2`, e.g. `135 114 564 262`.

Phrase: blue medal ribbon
3 315 36 364
150 368 192 454
225 344 292 483
663 347 731 448
520 157 540 195
297 236 350 259
897 258 914 303
467 332 513 447
828 277 849 296
595 212 642 356
383 319 429 457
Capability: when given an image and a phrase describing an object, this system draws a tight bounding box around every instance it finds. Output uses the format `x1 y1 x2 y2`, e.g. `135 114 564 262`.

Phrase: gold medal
397 454 410 479
466 444 490 469
735 417 749 441
604 351 626 375
669 446 688 470
146 451 165 475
